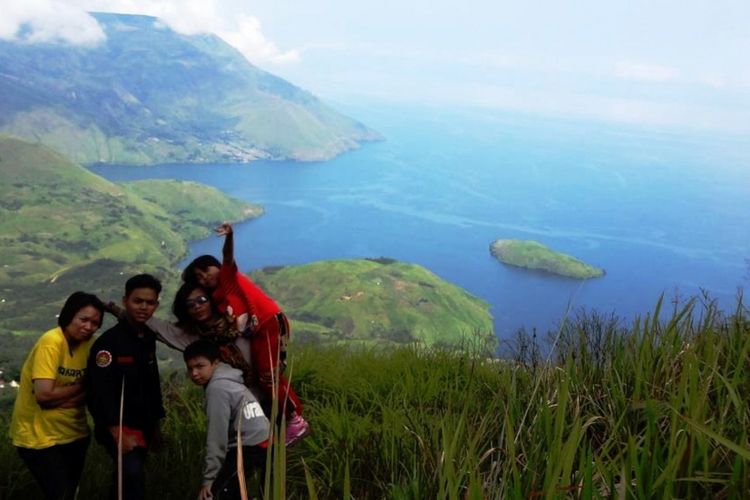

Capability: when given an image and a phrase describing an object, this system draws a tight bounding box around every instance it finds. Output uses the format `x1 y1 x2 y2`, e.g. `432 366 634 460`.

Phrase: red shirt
213 262 281 328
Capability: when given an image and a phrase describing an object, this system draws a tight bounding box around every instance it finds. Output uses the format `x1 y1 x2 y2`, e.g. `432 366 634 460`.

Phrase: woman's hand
215 222 233 236
198 484 213 500
104 301 126 321
33 378 85 409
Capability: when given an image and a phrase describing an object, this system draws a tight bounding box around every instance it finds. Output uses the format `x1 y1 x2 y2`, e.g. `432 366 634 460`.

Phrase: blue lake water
90 104 750 339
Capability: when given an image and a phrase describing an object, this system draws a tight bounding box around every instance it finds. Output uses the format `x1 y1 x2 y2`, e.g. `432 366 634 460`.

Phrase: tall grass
1 296 748 499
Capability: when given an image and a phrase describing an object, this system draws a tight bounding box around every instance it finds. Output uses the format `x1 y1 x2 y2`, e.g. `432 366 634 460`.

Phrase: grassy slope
249 258 495 349
0 136 259 334
2 298 748 498
490 238 605 279
123 180 264 241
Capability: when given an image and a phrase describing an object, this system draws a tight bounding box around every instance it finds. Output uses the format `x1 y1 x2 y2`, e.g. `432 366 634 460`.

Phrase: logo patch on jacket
242 401 265 419
95 350 112 368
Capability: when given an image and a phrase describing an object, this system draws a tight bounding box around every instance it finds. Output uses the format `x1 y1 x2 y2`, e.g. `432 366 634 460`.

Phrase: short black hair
58 292 105 329
125 274 162 297
172 281 216 326
183 339 221 363
182 255 221 282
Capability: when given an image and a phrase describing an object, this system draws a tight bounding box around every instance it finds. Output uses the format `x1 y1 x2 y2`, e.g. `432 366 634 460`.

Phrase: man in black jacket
87 274 164 500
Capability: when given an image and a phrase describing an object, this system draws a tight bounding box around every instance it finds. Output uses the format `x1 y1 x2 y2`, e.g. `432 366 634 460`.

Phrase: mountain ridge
0 12 381 166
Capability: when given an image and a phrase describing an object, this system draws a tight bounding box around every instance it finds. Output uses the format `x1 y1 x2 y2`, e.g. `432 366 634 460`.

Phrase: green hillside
123 180 263 241
249 258 495 349
490 239 605 279
0 13 381 166
0 136 260 333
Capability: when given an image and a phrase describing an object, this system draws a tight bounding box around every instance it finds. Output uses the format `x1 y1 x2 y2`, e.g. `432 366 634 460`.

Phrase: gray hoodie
203 363 269 486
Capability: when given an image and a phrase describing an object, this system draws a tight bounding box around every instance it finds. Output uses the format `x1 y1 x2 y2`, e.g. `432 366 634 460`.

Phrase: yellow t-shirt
9 327 93 449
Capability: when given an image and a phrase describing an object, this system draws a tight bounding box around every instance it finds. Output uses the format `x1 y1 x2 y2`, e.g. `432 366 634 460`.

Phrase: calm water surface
91 105 750 339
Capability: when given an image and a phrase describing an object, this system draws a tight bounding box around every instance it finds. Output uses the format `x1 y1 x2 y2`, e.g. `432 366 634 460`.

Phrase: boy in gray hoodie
184 340 270 500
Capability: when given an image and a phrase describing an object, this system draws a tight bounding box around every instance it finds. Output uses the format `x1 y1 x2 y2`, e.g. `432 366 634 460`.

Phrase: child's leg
211 445 266 500
104 447 146 500
250 314 303 416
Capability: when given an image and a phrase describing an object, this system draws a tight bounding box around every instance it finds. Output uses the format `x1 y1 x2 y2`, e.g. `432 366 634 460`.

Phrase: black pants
102 443 147 500
212 445 267 500
17 436 89 500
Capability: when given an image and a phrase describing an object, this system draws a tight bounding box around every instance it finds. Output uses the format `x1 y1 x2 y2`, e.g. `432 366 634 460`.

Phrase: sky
2 0 750 133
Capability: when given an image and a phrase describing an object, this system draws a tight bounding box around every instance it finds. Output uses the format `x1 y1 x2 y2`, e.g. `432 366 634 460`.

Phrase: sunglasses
185 295 210 309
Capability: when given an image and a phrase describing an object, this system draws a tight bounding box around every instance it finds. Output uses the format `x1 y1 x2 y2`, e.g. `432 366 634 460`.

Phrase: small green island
490 239 605 279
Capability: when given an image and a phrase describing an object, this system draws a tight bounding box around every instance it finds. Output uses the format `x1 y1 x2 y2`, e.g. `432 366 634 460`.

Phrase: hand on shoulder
103 301 126 321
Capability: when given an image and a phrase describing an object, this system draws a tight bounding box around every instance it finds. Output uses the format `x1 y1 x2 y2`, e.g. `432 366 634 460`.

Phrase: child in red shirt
183 223 309 446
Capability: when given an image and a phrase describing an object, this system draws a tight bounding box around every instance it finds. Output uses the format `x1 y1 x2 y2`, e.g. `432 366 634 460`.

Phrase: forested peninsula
0 136 260 335
490 239 605 279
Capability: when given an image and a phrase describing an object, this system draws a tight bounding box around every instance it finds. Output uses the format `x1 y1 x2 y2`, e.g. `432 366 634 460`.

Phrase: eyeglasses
185 295 210 310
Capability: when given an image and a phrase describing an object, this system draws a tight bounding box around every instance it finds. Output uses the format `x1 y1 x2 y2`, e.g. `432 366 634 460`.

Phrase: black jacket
86 319 165 445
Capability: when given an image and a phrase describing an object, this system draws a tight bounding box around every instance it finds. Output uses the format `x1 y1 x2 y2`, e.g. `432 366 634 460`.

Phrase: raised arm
146 316 198 351
104 302 197 351
215 223 259 329
216 223 235 267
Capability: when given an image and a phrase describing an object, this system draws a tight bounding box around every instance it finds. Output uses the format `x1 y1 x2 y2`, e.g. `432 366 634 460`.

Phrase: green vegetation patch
123 180 264 241
0 137 260 335
249 258 495 349
490 238 605 279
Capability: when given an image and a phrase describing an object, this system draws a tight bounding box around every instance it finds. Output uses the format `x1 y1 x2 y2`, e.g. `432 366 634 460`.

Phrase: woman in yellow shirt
10 291 104 500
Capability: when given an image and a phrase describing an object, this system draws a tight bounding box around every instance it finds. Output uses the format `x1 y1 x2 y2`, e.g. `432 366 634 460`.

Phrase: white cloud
81 0 299 65
138 0 226 36
220 15 300 65
0 0 105 45
614 61 681 82
1 0 299 65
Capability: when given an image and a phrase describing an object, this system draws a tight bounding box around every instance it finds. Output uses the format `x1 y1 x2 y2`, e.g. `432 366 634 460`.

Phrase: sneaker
285 414 310 446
